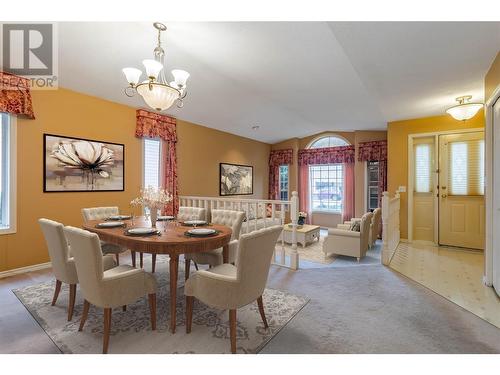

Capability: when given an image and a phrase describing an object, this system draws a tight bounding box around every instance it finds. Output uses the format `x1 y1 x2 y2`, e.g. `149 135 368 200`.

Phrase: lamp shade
122 67 142 85
136 81 180 111
446 102 483 121
143 59 163 80
172 69 190 88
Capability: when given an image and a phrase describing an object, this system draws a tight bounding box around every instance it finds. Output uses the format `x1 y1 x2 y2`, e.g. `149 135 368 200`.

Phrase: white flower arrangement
131 186 173 210
298 211 308 218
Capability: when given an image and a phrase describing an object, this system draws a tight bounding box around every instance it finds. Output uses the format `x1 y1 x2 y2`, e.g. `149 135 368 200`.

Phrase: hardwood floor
390 241 500 328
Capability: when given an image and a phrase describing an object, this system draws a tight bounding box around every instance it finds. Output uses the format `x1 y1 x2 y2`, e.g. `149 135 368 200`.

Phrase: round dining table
83 217 232 333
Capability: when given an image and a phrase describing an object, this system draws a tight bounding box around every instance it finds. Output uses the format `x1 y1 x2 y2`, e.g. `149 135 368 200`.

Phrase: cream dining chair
185 225 283 353
81 206 129 265
64 226 157 354
177 206 207 222
184 209 245 279
38 218 116 321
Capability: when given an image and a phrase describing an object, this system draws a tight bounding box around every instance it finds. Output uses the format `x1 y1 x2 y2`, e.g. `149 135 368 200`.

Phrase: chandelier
122 22 189 111
446 95 483 121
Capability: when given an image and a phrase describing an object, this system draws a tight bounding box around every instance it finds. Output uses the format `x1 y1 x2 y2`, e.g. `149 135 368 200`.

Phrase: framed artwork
43 134 125 192
219 162 253 196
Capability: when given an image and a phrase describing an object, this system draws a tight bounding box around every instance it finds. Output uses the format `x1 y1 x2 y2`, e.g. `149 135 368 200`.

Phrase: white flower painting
220 163 253 196
44 134 124 192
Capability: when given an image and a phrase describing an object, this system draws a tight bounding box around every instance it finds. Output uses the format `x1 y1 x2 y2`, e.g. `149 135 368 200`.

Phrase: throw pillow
349 221 361 232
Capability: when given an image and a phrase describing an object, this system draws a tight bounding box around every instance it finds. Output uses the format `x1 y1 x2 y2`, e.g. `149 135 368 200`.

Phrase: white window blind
414 143 432 193
448 139 484 196
143 138 161 189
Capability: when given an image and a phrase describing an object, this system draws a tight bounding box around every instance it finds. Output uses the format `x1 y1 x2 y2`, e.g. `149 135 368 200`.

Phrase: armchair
323 212 373 262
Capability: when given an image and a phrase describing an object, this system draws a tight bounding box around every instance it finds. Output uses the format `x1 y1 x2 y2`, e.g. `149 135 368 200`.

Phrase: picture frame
219 162 253 196
43 133 125 192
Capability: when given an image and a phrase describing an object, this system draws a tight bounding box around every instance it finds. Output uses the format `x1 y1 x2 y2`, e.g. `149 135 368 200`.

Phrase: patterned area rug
13 256 308 354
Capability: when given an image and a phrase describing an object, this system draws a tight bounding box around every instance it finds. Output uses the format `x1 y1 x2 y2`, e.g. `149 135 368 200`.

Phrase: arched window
309 136 349 149
308 136 349 213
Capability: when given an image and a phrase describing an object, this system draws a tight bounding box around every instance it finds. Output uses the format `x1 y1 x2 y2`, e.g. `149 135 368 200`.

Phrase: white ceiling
56 22 499 143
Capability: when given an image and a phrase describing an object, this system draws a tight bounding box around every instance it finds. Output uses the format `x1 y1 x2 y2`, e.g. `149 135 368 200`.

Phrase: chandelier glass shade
122 22 189 111
446 95 483 121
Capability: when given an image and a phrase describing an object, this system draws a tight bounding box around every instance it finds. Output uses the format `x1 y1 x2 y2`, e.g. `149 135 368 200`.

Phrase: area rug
13 256 308 354
278 236 335 265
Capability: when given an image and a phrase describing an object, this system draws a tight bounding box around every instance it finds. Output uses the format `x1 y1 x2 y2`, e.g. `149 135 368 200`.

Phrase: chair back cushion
210 209 245 240
359 212 373 251
63 226 105 304
235 225 283 305
177 206 206 222
81 206 119 222
38 218 75 283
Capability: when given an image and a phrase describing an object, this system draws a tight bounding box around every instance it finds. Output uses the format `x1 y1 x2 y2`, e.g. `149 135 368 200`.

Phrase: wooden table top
83 217 232 256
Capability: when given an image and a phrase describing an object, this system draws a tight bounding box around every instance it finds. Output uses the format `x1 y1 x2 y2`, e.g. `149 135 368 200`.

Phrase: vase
150 209 158 228
298 217 305 225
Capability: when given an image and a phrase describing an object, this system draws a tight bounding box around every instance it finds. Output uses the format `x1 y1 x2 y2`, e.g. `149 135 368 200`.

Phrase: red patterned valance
135 109 177 142
358 140 387 162
0 71 35 119
269 149 293 166
298 145 355 165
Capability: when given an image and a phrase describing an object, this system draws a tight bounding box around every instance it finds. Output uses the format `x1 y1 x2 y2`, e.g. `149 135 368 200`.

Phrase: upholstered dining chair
185 225 283 353
63 226 157 354
177 206 207 222
184 209 245 279
324 212 373 262
81 207 129 266
38 218 116 321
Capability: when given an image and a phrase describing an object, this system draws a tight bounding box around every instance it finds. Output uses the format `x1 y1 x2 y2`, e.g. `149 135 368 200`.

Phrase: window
309 164 343 212
278 165 289 200
0 113 16 234
415 143 432 193
448 139 484 196
309 136 349 149
143 138 161 189
366 161 379 210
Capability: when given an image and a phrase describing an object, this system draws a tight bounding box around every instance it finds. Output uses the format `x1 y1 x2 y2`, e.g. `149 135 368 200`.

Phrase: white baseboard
0 262 52 279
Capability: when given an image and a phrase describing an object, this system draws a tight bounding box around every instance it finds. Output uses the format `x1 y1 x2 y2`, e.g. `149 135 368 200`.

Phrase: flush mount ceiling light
122 22 189 111
446 95 483 121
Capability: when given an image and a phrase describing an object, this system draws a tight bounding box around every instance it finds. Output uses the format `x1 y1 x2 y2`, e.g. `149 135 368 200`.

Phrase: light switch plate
398 186 406 193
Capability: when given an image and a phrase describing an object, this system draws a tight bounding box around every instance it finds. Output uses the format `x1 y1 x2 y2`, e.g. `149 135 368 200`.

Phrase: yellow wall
272 130 387 227
0 88 269 272
177 119 269 198
485 51 500 101
387 111 485 239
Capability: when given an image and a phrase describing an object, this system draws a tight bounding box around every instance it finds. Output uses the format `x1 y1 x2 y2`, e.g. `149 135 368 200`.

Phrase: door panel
439 132 485 249
413 137 435 242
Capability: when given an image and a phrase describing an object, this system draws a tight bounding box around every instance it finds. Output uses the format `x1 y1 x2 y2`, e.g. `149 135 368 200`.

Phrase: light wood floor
390 242 500 328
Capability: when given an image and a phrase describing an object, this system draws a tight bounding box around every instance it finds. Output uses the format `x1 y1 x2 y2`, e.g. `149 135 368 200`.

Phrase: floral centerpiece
130 186 173 228
298 211 308 226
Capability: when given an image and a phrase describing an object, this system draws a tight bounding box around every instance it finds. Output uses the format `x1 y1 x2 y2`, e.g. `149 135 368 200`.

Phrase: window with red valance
135 109 178 215
268 149 293 201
